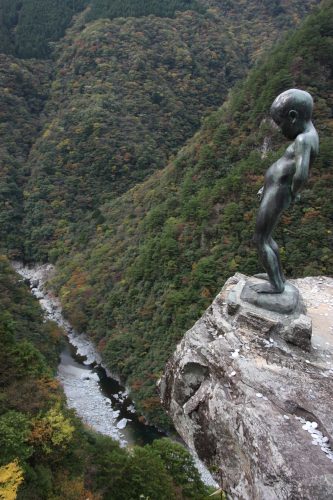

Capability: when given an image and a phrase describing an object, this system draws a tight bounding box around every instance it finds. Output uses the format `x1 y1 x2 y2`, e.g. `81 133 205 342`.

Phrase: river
13 262 217 487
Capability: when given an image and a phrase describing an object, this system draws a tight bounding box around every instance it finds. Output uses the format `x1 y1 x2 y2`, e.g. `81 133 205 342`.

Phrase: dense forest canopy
0 0 328 428
0 0 321 59
18 0 320 261
22 11 246 260
0 56 51 257
85 0 206 22
0 0 321 261
0 0 87 58
0 0 205 60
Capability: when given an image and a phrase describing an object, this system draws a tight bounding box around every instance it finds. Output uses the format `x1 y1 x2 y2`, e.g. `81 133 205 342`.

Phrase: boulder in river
117 418 129 430
80 372 100 382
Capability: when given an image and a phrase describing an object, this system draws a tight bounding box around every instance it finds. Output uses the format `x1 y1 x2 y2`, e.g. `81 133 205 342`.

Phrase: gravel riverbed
12 261 218 487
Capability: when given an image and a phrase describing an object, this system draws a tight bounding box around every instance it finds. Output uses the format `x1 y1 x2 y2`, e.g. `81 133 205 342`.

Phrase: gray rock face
160 273 333 499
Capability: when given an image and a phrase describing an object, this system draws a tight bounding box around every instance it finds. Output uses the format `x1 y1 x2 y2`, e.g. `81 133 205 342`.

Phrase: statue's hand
257 186 264 201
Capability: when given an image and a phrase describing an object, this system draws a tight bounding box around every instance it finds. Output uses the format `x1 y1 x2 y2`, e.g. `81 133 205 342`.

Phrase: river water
13 262 217 486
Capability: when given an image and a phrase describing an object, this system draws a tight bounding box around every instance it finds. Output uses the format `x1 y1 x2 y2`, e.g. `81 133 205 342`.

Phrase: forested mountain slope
0 0 319 59
85 0 205 22
0 0 87 58
0 56 50 256
22 12 245 260
21 0 320 260
0 257 211 498
0 0 205 59
0 0 326 427
50 1 333 427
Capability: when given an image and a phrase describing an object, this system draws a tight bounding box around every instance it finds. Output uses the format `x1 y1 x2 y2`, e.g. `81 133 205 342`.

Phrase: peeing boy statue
252 88 319 294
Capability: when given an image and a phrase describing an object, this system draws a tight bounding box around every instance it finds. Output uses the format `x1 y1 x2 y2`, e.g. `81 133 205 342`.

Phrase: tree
151 439 209 498
0 460 24 500
0 411 32 466
29 406 75 457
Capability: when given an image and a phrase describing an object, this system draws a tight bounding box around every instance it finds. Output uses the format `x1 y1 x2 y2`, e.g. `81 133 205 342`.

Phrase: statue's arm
291 136 312 199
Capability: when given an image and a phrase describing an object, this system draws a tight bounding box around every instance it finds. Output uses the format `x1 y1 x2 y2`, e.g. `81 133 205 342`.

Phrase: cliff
161 274 333 499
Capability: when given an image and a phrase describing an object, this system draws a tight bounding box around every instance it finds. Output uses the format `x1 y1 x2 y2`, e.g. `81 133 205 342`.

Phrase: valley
0 0 332 497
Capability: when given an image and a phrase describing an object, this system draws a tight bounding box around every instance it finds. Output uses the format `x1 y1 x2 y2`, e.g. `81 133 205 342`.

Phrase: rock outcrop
160 274 333 499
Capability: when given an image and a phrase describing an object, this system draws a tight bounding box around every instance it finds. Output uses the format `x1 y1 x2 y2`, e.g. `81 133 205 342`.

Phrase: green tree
151 438 209 498
0 411 32 465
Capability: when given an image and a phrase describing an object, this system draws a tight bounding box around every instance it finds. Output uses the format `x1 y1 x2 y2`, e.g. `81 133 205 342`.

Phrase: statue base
227 274 311 351
240 279 301 314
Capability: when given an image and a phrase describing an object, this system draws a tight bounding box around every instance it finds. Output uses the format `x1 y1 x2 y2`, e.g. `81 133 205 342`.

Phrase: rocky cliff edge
160 274 333 499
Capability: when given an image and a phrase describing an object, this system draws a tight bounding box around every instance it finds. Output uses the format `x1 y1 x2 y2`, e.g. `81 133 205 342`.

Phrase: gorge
0 0 332 497
13 262 217 486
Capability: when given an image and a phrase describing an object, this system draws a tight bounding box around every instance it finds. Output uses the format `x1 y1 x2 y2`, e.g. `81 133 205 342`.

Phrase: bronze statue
252 89 319 294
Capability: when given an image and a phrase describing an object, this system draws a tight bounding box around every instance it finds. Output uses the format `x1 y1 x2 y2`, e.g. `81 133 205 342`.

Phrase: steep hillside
0 0 87 59
85 0 205 21
50 1 333 427
0 0 318 60
22 12 244 260
0 0 204 59
0 257 210 499
0 55 50 257
22 0 320 261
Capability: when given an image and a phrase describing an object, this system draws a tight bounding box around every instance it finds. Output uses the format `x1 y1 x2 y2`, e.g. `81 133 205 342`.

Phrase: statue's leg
251 197 285 294
269 237 286 283
252 237 285 293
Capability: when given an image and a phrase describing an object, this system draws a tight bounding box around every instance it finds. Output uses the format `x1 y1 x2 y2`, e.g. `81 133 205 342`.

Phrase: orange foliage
243 211 253 222
142 397 161 411
245 173 263 183
281 214 292 225
53 472 101 500
48 322 64 342
69 269 88 288
97 338 107 351
36 377 60 392
200 287 212 298
301 209 321 222
29 418 52 447
132 379 143 390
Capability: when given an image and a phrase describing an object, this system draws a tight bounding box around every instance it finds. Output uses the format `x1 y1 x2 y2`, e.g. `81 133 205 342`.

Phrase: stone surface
229 275 311 350
161 273 333 499
281 314 312 351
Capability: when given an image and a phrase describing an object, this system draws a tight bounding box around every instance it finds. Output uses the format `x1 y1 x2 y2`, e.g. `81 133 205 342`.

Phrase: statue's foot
253 273 286 283
250 282 285 294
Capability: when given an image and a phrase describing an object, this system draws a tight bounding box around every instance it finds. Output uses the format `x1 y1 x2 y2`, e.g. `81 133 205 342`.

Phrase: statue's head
270 89 313 139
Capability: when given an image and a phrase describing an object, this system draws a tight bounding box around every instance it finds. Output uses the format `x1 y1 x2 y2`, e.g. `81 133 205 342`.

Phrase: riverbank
12 261 217 487
13 261 162 446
